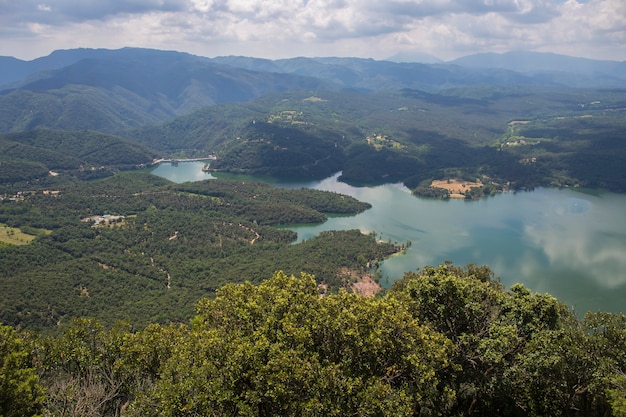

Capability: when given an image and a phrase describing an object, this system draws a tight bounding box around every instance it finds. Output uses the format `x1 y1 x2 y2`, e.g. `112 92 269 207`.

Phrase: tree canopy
2 265 626 416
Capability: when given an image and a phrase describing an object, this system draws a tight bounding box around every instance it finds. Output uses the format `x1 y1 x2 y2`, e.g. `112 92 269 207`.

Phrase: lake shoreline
151 162 626 314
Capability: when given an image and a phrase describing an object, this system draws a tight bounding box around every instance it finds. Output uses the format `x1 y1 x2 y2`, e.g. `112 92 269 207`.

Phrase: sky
1 0 625 62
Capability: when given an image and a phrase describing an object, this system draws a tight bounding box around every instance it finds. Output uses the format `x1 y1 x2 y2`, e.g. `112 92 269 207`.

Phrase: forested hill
4 47 625 92
1 47 626 417
450 50 626 82
1 48 624 194
0 172 399 331
0 129 157 185
2 47 625 135
0 48 339 133
129 88 626 193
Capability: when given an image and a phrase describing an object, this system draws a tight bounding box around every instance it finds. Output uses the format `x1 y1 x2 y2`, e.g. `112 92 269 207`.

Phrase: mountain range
3 48 625 88
1 47 624 134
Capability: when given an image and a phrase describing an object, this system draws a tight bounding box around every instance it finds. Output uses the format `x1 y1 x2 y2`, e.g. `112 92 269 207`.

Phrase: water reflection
150 162 215 183
523 197 626 289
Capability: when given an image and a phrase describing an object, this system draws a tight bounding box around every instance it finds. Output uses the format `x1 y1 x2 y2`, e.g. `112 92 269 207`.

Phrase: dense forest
0 129 156 187
1 48 625 196
0 173 399 331
3 265 626 417
157 88 626 194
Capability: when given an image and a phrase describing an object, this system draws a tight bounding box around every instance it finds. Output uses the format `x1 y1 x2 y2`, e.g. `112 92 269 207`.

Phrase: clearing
431 179 482 199
0 223 47 246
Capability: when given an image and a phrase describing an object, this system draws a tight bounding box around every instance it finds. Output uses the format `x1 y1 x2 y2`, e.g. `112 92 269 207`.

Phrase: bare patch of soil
339 267 382 296
431 179 482 199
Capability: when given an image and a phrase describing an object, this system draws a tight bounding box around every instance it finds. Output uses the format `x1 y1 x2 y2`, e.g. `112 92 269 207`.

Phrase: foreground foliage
0 325 44 417
2 265 626 416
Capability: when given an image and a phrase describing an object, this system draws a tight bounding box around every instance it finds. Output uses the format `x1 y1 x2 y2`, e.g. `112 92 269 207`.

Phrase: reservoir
151 161 626 315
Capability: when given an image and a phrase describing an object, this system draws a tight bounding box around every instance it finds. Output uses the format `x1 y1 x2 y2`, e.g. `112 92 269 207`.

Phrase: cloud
0 0 624 61
365 0 559 23
2 0 186 25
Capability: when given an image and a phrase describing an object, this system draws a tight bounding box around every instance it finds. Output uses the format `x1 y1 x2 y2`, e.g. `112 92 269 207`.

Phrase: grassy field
0 223 48 246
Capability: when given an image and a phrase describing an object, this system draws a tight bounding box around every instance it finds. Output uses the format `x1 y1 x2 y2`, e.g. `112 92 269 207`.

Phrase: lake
151 161 626 315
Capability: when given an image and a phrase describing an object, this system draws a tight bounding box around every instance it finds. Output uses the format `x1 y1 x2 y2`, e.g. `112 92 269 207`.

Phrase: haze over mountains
2 39 626 417
2 46 626 335
3 48 625 88
1 47 624 135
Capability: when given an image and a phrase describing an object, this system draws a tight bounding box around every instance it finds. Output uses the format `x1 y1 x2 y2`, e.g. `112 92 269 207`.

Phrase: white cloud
190 0 214 13
0 0 624 60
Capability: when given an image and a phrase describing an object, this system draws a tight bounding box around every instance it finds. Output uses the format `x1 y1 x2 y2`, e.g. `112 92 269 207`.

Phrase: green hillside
0 49 338 134
1 48 624 193
0 129 157 186
1 49 626 417
128 87 626 192
0 173 396 331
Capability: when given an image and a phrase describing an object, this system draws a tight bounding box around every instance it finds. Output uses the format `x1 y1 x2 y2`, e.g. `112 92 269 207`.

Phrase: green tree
129 271 455 416
0 324 44 417
584 312 626 417
38 318 134 417
390 263 583 416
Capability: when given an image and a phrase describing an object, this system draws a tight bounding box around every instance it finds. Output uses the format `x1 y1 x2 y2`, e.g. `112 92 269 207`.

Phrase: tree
38 318 134 417
129 271 455 416
0 324 44 417
389 263 584 416
583 312 626 417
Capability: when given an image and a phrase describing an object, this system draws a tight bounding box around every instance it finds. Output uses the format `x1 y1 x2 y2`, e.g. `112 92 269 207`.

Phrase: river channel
151 161 626 315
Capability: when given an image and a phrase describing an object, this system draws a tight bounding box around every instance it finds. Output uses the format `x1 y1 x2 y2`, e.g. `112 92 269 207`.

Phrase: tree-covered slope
451 51 626 85
128 87 626 192
0 173 395 331
3 47 625 136
0 47 120 87
1 48 624 194
0 129 157 185
213 54 626 90
0 48 339 134
0 85 164 132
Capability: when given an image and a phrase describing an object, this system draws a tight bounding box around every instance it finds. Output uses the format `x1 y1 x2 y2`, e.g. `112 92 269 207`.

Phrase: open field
431 179 482 198
0 223 38 245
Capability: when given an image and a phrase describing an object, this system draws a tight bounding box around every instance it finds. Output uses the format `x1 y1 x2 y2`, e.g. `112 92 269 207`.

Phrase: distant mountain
212 53 626 90
0 48 338 133
1 47 625 135
209 56 285 73
450 51 626 86
16 52 332 106
385 51 443 64
0 48 124 88
212 55 536 91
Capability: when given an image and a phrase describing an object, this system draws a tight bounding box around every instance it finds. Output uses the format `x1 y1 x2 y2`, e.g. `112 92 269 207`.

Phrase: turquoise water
152 162 626 314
